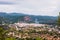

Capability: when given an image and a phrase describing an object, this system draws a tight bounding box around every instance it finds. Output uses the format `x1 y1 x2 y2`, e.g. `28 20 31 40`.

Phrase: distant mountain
0 12 27 16
0 12 57 24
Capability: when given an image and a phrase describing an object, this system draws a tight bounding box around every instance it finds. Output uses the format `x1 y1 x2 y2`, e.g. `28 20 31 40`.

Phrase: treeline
0 12 57 24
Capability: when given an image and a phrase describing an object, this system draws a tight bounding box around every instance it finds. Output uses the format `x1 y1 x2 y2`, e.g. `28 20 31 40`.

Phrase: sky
0 0 60 16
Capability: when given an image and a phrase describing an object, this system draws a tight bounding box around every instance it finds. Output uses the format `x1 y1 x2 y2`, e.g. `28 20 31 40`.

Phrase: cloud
0 1 14 5
14 0 59 16
0 0 59 16
0 0 16 5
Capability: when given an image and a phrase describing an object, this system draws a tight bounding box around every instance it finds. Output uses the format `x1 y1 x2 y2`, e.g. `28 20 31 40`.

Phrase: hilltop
0 12 57 24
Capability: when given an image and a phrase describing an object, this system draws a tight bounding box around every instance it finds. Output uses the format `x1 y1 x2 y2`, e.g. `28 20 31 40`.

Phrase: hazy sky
0 0 60 16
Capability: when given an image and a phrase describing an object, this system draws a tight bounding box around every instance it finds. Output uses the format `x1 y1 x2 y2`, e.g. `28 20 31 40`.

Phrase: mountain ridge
0 12 57 24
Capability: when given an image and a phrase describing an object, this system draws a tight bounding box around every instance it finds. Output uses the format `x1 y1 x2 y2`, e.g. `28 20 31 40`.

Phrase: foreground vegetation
0 25 60 40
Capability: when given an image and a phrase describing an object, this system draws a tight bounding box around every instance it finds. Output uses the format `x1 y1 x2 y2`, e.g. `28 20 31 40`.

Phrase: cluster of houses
8 22 60 40
9 22 48 30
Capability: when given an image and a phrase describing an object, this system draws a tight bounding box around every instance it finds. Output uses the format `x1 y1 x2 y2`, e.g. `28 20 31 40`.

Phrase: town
0 21 60 40
0 13 60 40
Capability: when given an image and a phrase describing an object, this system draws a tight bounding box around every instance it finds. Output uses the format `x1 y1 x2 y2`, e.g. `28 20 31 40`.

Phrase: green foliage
5 37 16 40
57 12 60 30
43 38 47 40
35 37 43 40
0 27 6 40
0 17 3 24
57 12 60 26
0 25 9 40
57 16 60 26
29 30 36 33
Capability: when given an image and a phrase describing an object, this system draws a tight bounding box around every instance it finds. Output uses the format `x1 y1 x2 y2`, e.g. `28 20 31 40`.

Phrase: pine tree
57 12 60 30
57 12 60 26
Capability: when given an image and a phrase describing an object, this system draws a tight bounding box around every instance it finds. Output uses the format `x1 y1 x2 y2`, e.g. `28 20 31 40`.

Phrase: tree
35 37 43 40
0 27 8 40
57 12 60 30
0 25 10 40
5 37 16 40
0 17 3 24
57 12 60 25
0 16 8 24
